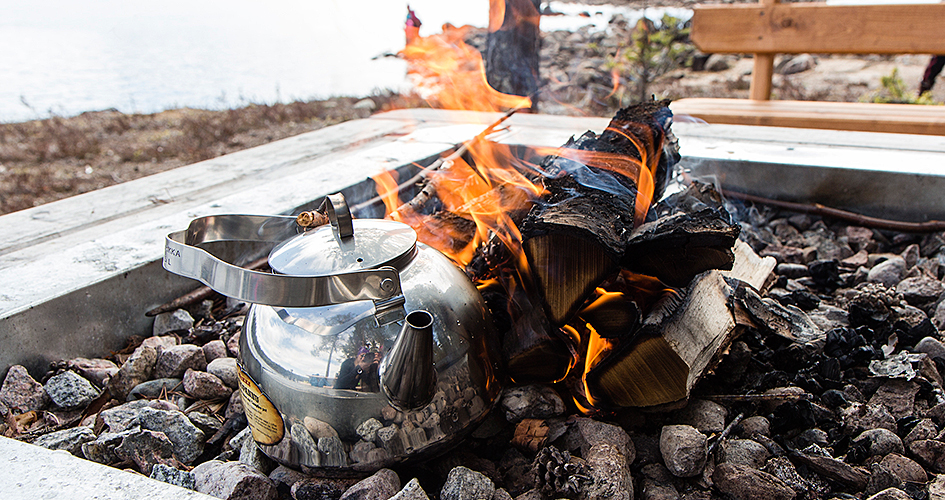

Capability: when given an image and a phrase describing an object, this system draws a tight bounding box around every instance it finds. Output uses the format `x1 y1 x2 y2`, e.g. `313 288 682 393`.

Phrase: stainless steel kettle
164 193 501 472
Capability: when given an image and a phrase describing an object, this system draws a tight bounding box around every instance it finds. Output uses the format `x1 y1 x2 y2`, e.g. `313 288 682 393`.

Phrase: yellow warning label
237 366 285 445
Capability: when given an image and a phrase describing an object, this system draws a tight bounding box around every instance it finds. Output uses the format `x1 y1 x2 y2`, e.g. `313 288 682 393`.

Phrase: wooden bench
670 1 945 135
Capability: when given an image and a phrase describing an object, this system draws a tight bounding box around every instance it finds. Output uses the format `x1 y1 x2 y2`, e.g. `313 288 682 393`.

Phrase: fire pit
3 109 945 499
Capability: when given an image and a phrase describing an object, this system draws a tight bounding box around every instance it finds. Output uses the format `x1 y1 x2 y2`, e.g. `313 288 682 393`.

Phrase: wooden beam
691 3 945 55
670 98 945 136
749 0 778 100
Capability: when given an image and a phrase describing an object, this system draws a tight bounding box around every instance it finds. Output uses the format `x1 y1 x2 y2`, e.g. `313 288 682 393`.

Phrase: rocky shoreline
3 6 937 216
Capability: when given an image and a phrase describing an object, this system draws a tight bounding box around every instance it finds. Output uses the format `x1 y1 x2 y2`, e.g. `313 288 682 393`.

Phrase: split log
622 182 740 287
582 241 776 408
520 100 680 326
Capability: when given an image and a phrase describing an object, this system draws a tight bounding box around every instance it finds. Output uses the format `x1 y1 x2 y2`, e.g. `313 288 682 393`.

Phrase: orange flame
402 23 531 112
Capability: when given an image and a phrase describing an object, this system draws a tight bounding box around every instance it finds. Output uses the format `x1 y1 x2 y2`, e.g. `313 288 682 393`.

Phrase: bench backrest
690 1 945 99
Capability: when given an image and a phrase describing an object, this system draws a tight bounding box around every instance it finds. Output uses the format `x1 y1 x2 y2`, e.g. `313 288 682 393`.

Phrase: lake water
0 1 690 123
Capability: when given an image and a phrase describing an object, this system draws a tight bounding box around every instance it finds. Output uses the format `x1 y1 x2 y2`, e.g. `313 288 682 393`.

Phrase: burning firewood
578 241 776 409
621 181 740 287
519 100 679 325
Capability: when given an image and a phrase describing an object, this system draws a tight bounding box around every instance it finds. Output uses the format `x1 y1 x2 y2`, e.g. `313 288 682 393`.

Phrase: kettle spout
380 310 437 411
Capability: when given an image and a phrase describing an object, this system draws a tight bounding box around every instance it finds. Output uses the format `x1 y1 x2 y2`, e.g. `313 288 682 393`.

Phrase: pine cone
534 445 591 499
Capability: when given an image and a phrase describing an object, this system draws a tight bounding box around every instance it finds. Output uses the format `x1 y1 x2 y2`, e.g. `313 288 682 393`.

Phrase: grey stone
853 428 905 458
678 399 728 433
492 487 512 500
268 465 304 494
153 309 195 335
866 463 904 496
867 488 913 500
659 425 706 478
583 443 633 500
353 98 377 111
705 54 736 72
202 340 228 363
115 428 179 475
929 474 945 500
207 357 238 388
68 358 119 387
763 457 816 500
869 379 919 420
338 468 401 500
560 417 634 461
226 330 241 358
193 460 277 500
150 463 196 490
141 335 179 352
498 384 565 423
776 263 809 279
720 438 771 468
350 440 378 463
868 256 907 287
291 477 348 500
303 416 339 439
904 418 937 445
155 344 207 379
376 425 407 457
390 478 430 500
357 417 384 442
807 304 850 331
841 403 897 435
187 410 223 436
795 428 829 449
44 370 99 409
897 275 945 309
136 406 205 463
319 436 347 467
82 429 133 464
776 53 816 75
713 462 796 500
880 453 927 483
128 378 182 401
290 422 321 467
935 300 945 331
917 337 945 359
639 463 679 500
225 388 243 420
908 439 945 473
0 365 49 412
183 368 232 400
32 426 96 456
441 466 495 500
239 434 275 475
99 399 157 433
108 345 158 400
228 427 253 453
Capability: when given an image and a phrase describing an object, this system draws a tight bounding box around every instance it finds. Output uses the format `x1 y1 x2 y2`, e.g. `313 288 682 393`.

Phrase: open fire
375 44 740 413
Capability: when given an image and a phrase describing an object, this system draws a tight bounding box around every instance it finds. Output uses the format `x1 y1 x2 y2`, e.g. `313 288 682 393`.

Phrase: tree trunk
485 0 542 110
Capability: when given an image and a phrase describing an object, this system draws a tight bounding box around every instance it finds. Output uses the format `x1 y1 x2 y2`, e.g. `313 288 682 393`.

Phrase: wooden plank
671 98 945 135
691 3 945 55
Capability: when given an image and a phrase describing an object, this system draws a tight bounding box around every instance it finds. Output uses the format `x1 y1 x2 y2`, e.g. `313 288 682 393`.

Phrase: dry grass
0 93 427 215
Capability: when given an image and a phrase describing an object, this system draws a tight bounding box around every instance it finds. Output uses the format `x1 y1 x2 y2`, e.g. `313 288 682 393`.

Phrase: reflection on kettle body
334 344 381 391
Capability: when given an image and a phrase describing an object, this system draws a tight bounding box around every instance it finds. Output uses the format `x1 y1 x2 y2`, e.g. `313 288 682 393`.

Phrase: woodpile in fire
379 100 762 412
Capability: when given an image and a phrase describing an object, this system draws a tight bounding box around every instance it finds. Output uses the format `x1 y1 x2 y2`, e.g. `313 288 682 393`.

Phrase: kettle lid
269 219 417 276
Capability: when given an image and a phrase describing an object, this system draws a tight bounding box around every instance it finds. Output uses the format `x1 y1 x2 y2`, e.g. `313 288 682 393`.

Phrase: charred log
622 182 741 287
520 101 679 326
